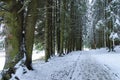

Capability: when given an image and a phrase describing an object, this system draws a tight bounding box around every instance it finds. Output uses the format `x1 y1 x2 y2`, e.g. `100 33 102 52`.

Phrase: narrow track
51 54 118 80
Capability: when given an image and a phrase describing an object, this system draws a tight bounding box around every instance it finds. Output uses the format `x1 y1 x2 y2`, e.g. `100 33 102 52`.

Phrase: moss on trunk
1 1 23 79
25 0 38 70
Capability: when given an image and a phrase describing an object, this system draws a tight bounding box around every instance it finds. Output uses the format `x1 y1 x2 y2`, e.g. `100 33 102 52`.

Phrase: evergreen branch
0 5 9 12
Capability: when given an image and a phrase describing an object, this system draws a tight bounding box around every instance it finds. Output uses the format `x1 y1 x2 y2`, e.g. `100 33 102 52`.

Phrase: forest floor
1 47 120 80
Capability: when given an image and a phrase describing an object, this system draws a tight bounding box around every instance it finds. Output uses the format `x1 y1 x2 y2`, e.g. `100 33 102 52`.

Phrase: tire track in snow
78 55 113 80
70 54 118 80
51 53 118 80
51 52 82 80
67 53 81 80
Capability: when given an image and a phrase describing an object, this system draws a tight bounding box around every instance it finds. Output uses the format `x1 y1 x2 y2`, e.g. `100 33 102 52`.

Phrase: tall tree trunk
59 0 66 56
25 0 38 70
69 0 75 52
56 0 61 54
49 0 53 56
45 0 53 62
1 1 23 79
52 0 56 56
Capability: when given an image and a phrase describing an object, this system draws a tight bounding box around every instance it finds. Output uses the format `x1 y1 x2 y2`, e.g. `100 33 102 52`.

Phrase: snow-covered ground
0 50 5 71
32 50 45 61
1 46 120 80
19 46 120 80
0 50 45 71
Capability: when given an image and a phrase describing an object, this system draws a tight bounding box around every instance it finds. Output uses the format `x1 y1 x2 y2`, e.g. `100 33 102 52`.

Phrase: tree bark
1 1 23 79
25 0 38 70
45 0 53 62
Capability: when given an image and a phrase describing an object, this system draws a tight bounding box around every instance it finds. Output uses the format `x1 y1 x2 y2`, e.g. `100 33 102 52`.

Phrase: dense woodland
0 0 120 79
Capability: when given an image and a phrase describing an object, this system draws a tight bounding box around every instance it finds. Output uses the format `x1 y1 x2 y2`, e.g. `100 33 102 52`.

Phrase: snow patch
0 24 5 33
10 53 27 80
109 32 119 40
116 19 120 26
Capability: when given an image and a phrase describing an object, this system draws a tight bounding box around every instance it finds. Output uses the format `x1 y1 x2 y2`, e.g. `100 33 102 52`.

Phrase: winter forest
0 0 120 80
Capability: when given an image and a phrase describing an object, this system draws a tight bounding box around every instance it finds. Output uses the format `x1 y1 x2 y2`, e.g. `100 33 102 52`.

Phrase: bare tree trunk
25 0 38 70
1 1 23 79
59 0 66 56
56 0 61 54
45 0 53 62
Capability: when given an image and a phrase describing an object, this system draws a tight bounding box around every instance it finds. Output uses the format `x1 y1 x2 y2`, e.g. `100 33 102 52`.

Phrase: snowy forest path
19 51 120 80
51 52 118 80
